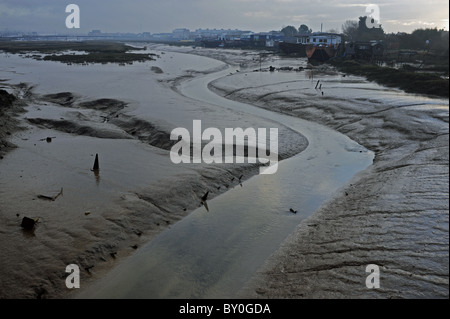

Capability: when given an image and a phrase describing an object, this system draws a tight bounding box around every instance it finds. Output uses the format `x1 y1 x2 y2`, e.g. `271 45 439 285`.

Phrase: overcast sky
0 0 448 34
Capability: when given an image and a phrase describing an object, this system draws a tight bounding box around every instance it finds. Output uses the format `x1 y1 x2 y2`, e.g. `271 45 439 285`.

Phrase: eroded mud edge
0 82 308 299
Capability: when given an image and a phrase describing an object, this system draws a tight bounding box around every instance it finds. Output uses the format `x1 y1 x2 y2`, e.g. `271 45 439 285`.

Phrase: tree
411 28 449 51
385 28 449 54
357 16 385 41
281 26 298 37
298 24 311 34
342 20 358 40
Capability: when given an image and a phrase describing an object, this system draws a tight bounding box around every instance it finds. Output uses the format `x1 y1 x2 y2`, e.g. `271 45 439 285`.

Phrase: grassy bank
0 41 139 54
42 52 153 64
329 59 449 98
0 40 155 64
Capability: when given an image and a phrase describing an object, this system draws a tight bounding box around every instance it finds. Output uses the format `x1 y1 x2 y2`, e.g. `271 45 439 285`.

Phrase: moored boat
296 32 343 62
279 42 307 56
306 44 340 62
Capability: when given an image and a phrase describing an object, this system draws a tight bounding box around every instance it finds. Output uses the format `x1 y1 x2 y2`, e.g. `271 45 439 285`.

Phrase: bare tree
342 20 358 40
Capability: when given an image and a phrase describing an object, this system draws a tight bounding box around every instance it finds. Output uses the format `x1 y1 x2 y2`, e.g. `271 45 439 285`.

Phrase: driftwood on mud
37 187 63 201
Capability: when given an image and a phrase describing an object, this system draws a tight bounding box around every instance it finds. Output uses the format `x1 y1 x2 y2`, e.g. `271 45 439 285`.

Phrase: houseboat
279 37 307 56
279 32 343 61
298 32 343 61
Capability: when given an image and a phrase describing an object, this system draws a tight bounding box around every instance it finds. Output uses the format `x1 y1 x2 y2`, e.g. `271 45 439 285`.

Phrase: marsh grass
0 40 155 64
330 59 449 97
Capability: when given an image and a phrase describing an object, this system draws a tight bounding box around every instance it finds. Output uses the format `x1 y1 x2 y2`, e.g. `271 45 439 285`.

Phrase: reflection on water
92 169 100 186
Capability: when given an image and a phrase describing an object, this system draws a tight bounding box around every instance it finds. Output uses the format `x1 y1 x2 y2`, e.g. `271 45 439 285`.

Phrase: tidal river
74 49 373 298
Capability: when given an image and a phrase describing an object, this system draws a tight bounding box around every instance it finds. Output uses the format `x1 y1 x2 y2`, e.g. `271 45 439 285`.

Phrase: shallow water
75 53 374 299
2 45 447 299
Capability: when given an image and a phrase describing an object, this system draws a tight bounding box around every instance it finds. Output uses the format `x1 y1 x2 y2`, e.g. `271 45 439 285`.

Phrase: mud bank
2 44 447 299
0 50 308 299
207 63 449 298
329 59 449 98
0 85 27 158
0 84 265 299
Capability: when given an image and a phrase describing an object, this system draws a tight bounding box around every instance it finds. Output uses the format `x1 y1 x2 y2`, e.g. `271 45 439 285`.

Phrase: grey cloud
0 0 448 33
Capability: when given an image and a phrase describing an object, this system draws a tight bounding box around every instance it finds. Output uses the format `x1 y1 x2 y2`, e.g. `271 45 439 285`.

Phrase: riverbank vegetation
330 58 449 97
334 23 449 97
0 41 155 64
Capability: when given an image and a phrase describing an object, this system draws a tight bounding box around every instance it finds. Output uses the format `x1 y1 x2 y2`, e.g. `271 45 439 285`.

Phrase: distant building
88 30 102 36
172 28 191 40
193 28 250 41
243 32 284 48
296 32 342 46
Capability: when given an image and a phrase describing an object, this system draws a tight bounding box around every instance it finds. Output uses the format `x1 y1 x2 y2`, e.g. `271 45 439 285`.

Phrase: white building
297 32 342 46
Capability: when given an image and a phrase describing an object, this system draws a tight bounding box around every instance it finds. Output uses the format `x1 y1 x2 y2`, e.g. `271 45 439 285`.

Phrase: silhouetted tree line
342 16 449 55
342 16 385 41
390 28 449 53
281 24 312 37
280 17 449 56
